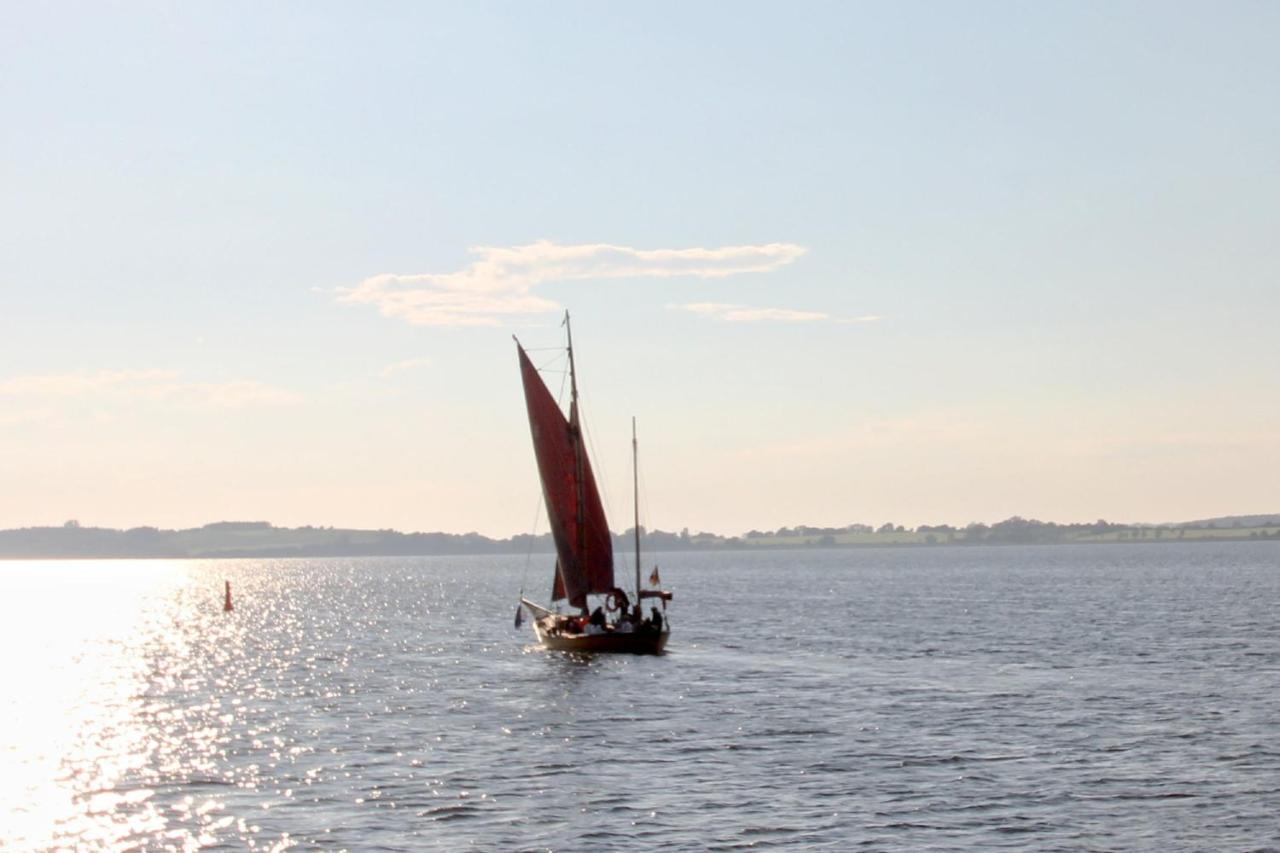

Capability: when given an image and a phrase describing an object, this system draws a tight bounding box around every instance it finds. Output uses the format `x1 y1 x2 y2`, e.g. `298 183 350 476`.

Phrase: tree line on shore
1 514 1278 559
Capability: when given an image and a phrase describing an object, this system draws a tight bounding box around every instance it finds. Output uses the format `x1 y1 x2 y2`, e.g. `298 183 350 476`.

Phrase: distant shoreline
4 537 1280 563
2 515 1277 560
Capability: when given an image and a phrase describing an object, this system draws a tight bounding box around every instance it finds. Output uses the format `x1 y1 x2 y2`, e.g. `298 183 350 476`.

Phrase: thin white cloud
0 370 302 409
339 240 807 326
176 380 303 409
736 415 996 460
0 409 55 428
380 357 433 378
672 302 850 323
0 368 179 396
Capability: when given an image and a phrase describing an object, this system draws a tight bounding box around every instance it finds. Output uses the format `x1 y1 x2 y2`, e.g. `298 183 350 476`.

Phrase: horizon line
7 511 1279 540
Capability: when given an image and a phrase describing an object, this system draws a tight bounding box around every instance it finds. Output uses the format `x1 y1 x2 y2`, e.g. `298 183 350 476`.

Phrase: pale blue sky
2 2 1278 535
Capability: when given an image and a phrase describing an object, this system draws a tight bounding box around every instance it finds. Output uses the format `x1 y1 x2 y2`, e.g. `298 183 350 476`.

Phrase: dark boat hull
532 617 669 655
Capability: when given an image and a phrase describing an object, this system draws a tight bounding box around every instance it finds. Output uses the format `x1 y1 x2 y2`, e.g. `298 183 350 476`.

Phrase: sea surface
2 542 1279 851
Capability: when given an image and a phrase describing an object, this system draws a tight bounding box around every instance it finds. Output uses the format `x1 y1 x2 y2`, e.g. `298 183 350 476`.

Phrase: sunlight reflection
0 560 246 849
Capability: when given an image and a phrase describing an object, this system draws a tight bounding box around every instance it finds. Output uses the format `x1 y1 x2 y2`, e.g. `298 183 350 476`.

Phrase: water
2 542 1279 850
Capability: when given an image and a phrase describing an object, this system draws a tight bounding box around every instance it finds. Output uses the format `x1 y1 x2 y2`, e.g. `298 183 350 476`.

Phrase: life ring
605 592 623 613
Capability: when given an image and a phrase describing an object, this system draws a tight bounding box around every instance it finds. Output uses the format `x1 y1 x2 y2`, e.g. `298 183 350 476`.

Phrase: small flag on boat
649 566 661 586
514 603 524 628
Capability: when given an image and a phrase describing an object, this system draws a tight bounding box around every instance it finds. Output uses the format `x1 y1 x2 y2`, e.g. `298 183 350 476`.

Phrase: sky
2 1 1278 537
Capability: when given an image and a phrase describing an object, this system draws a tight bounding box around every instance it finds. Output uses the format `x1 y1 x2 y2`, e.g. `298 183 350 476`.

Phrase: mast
633 416 641 605
564 311 588 611
564 310 580 414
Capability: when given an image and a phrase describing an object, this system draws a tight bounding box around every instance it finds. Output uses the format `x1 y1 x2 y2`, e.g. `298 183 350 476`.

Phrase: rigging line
639 437 652 514
557 364 570 407
527 332 573 408
526 348 570 406
529 343 567 371
546 347 569 406
577 395 628 580
535 352 568 373
640 468 661 576
519 493 544 600
535 356 565 373
637 442 651 575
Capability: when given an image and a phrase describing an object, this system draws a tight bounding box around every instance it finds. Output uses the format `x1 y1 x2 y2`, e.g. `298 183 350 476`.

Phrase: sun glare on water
0 561 261 850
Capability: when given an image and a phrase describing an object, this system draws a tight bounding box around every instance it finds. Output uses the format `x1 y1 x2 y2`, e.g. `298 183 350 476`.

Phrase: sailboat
515 313 672 654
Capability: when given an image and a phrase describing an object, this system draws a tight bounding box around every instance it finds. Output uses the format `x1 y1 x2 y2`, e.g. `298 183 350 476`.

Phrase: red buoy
224 580 233 612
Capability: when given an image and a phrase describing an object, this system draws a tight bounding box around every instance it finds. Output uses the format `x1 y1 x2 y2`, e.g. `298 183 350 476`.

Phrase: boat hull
532 617 669 655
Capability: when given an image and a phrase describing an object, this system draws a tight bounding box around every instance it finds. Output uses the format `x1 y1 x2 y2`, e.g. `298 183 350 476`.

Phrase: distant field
731 526 1280 548
183 527 395 554
735 531 944 547
1076 526 1280 542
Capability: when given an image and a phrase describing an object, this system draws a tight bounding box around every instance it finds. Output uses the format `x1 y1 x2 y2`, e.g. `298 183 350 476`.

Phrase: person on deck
649 606 664 633
587 606 607 635
609 587 630 614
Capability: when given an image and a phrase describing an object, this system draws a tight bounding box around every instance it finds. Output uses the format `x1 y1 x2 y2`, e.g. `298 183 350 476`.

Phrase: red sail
518 344 615 607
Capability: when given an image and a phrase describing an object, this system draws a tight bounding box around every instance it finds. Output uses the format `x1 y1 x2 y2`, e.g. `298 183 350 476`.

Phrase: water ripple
2 544 1280 848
